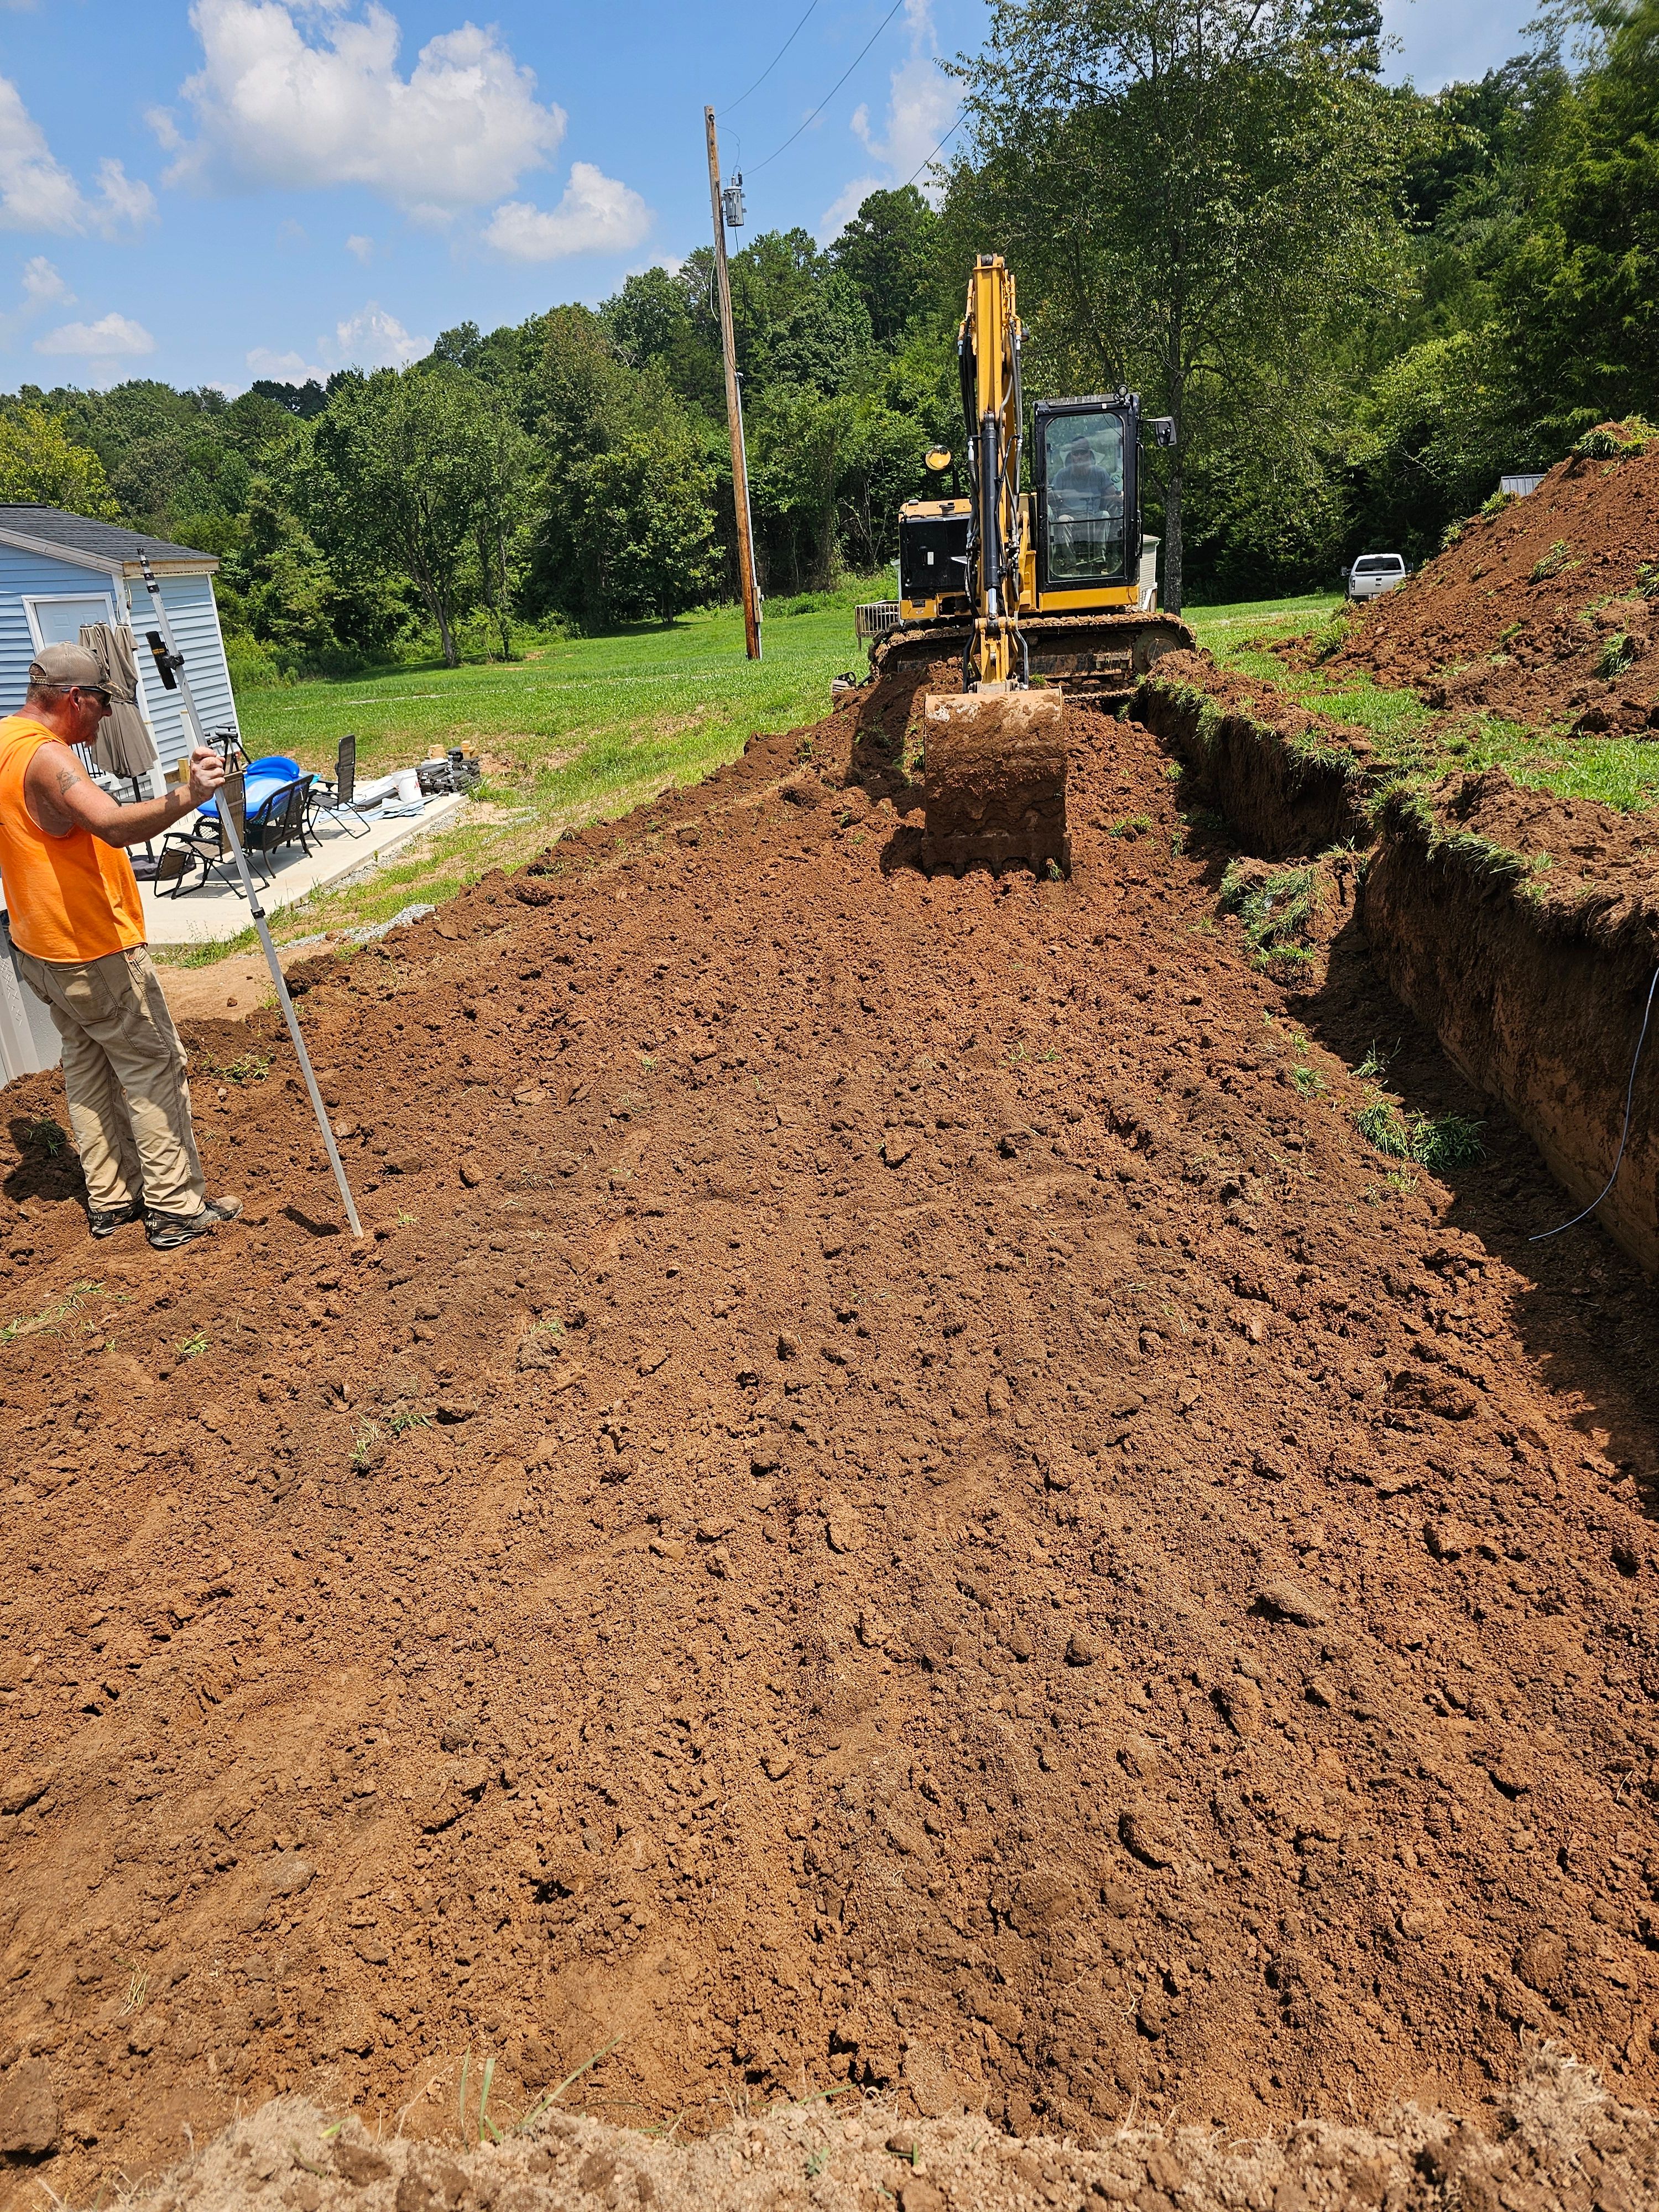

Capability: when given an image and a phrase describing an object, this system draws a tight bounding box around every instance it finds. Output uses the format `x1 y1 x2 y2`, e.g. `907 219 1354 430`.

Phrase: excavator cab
1036 401 1131 587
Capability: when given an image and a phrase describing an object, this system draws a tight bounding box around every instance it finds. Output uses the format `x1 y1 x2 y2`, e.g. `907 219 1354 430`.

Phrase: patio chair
154 771 274 899
246 775 316 865
309 733 369 840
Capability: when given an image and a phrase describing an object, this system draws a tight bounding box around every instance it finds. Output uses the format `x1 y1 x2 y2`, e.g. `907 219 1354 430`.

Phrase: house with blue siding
0 504 239 784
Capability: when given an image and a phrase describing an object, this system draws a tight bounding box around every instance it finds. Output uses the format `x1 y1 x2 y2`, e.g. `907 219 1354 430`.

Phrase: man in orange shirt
0 642 242 1250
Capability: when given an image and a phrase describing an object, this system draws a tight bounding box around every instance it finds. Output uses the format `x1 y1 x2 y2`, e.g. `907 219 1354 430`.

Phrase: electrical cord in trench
1530 964 1659 1242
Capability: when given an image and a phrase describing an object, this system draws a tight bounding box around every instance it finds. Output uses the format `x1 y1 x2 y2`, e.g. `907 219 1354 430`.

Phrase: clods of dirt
2 683 1659 2205
95 2053 1659 2212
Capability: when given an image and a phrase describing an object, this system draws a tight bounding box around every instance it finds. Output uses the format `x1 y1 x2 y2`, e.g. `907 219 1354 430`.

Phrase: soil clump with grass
2 672 1658 2205
1329 424 1659 736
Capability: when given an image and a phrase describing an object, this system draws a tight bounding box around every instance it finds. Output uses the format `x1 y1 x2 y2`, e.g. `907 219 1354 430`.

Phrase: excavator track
870 608 1194 701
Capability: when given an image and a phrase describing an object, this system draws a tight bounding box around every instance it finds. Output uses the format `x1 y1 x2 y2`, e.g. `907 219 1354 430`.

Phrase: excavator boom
922 255 1068 873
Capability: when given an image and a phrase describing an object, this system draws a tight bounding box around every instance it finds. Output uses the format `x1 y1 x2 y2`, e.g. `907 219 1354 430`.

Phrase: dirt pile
106 2053 1659 2212
1333 431 1659 732
3 678 1659 2207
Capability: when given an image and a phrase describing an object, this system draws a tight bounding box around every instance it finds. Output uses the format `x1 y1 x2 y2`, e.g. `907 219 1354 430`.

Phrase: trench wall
1132 666 1659 1276
1363 796 1659 1275
1133 669 1375 856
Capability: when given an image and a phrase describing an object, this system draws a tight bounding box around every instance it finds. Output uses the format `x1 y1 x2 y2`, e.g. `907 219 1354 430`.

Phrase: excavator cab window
1036 406 1131 587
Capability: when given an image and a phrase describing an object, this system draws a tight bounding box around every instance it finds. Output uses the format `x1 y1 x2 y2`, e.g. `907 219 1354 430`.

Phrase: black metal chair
246 775 315 865
309 734 369 839
155 771 274 899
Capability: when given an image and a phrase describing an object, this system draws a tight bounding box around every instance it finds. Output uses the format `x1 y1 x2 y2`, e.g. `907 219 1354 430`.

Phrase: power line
749 0 909 172
718 0 823 119
904 108 964 187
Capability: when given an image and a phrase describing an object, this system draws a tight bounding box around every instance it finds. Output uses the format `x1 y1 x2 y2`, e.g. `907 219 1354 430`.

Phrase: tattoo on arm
54 763 85 799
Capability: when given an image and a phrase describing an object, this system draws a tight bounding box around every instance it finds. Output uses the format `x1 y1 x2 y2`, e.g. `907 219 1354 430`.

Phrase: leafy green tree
521 306 718 625
1500 1 1659 439
829 186 945 343
219 478 362 662
567 421 720 622
294 366 526 667
948 0 1411 607
0 405 119 516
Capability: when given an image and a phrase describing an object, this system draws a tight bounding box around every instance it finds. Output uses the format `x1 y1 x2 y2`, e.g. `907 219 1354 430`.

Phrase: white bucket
394 768 422 805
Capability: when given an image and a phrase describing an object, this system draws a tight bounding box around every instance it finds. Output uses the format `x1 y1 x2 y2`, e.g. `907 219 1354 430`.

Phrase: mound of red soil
1335 432 1659 732
3 684 1659 2205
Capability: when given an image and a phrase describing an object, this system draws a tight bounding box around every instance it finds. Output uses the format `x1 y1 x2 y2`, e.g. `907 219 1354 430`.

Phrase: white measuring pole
135 550 364 1239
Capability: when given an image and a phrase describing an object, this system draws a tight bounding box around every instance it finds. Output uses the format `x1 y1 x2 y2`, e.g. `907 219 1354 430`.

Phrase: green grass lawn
1185 591 1341 648
1209 602 1659 815
167 582 1344 964
198 582 881 958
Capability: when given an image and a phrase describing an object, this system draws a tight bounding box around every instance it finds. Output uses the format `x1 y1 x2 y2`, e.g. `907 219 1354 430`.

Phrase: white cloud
484 162 651 261
166 0 566 212
35 311 156 359
0 253 70 347
145 105 184 154
246 345 328 385
21 254 69 307
0 77 156 236
345 232 373 263
817 173 885 242
93 158 158 231
817 0 955 240
335 301 426 366
244 298 430 385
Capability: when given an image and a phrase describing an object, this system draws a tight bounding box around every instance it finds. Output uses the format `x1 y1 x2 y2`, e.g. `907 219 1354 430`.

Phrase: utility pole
705 105 761 661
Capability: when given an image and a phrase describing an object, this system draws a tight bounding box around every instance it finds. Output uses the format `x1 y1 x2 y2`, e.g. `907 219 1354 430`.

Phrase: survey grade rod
135 550 364 1239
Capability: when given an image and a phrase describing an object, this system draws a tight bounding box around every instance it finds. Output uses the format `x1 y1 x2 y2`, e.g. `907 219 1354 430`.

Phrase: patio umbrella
80 622 160 781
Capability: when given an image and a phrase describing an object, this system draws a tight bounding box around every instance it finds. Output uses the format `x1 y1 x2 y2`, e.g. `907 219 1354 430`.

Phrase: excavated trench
1 670 1658 2210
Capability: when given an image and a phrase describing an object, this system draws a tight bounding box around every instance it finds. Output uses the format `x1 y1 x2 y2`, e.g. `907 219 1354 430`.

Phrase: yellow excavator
857 255 1192 872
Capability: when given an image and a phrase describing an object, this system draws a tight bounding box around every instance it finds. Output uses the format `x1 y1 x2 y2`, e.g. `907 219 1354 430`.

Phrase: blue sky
0 0 1545 397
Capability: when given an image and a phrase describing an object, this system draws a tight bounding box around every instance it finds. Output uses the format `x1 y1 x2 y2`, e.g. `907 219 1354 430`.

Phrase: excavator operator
1048 428 1124 579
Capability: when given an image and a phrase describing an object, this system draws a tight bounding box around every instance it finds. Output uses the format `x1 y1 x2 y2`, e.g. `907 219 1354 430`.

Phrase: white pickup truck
1344 552 1409 601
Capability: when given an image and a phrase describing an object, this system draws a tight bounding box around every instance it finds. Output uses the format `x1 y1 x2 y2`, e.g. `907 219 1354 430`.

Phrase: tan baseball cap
28 642 106 689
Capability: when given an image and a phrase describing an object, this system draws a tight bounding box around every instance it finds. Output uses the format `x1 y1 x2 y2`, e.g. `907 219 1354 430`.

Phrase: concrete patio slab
140 790 467 945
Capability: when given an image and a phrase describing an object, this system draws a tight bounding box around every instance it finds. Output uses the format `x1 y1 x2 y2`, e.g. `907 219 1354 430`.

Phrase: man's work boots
88 1200 144 1239
147 1194 243 1251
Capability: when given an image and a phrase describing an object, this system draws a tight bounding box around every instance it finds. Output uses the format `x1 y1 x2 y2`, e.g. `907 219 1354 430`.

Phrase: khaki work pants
14 943 206 1218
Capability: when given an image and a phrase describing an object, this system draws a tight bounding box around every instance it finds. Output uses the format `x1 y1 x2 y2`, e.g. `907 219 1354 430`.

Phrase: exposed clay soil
1333 433 1659 733
4 677 1659 2208
107 2054 1659 2212
1430 771 1659 914
158 948 315 1029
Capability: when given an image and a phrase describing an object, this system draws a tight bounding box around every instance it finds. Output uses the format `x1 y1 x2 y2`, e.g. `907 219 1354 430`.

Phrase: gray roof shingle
0 505 217 568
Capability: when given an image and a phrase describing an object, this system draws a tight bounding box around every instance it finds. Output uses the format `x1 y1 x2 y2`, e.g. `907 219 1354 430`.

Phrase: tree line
0 0 1652 648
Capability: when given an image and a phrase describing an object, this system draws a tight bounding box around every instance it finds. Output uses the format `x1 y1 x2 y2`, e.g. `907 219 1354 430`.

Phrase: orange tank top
0 714 145 964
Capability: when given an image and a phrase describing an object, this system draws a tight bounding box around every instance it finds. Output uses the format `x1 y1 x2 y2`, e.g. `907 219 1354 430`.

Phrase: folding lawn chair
246 776 316 865
309 734 370 839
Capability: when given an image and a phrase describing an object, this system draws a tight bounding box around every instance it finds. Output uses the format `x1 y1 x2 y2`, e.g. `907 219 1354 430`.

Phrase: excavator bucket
921 686 1068 874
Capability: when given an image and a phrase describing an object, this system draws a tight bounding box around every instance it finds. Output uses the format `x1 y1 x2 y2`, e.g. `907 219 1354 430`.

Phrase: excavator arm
922 255 1068 874
961 254 1026 688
